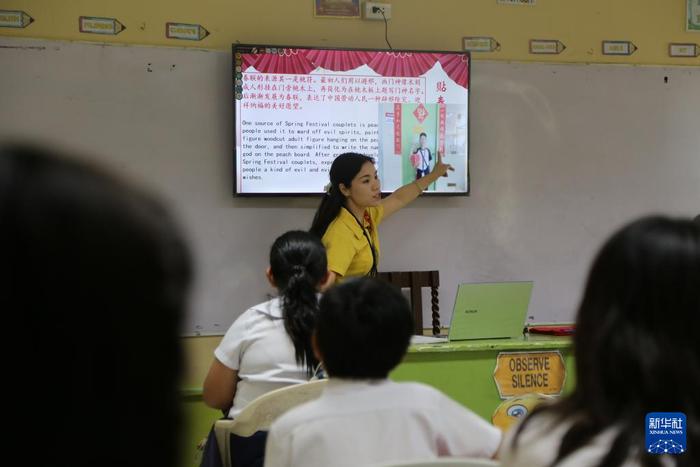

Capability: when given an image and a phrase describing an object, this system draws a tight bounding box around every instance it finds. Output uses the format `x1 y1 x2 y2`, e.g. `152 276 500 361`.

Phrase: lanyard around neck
343 206 377 277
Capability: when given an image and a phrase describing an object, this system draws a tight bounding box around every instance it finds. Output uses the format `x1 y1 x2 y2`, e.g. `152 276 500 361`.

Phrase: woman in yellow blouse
310 152 453 284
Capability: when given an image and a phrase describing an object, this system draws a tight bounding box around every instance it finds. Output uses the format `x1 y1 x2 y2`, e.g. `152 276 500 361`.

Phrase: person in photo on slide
410 132 433 180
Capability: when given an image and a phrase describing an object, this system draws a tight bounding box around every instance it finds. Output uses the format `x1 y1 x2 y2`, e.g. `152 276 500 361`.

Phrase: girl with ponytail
203 230 328 419
311 152 453 284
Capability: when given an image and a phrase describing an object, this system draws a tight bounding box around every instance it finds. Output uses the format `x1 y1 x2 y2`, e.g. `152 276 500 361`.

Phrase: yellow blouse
321 205 384 279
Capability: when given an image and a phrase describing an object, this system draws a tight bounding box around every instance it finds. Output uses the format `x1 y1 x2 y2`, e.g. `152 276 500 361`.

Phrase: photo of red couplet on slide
233 45 470 195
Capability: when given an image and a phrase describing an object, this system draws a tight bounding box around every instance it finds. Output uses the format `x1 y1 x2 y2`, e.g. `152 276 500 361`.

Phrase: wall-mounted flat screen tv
233 44 470 196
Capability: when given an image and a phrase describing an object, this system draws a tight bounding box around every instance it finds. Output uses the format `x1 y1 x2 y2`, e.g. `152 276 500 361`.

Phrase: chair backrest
372 458 500 467
377 270 441 335
214 379 328 467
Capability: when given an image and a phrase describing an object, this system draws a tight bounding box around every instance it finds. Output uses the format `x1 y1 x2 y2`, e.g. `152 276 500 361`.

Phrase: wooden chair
377 270 441 335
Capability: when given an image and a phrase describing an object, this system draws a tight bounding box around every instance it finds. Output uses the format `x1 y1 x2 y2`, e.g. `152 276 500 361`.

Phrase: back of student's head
316 278 413 379
270 230 327 374
574 216 700 407
0 143 192 467
515 215 700 466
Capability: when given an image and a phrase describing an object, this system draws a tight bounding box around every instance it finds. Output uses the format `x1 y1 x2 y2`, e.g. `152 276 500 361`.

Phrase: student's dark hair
694 214 700 225
512 216 700 467
316 278 413 378
0 144 192 467
309 152 374 238
270 230 327 375
419 132 427 138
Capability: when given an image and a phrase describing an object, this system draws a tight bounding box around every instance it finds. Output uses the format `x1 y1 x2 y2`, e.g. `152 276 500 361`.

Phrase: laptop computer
447 281 533 341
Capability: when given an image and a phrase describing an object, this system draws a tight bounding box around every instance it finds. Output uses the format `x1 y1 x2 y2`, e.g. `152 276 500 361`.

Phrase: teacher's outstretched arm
381 151 454 219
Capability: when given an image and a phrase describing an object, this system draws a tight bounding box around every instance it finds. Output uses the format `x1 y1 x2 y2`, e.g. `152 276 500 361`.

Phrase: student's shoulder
500 412 590 466
508 410 575 447
225 298 281 331
269 397 325 435
393 380 446 397
248 297 283 317
388 381 450 406
391 381 485 416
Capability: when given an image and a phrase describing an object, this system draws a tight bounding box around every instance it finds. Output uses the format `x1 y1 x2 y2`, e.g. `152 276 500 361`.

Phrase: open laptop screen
448 282 533 341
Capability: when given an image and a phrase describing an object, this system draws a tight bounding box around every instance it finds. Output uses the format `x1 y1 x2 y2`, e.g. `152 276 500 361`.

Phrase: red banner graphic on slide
241 50 469 89
394 103 402 155
413 103 428 123
438 104 446 155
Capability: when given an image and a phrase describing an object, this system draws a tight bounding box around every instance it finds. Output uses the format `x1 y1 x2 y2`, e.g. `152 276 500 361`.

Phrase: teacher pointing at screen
310 151 453 284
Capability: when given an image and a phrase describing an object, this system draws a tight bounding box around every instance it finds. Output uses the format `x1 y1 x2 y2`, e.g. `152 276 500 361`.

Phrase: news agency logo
646 412 686 455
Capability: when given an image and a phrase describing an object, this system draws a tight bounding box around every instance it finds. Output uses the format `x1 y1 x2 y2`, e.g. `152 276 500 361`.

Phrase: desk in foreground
390 335 575 423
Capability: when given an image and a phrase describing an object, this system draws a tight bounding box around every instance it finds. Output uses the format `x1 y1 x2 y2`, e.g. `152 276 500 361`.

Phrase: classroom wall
1 0 699 66
5 38 697 391
2 0 698 424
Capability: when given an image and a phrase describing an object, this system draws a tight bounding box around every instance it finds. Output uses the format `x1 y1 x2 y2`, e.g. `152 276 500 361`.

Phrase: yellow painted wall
1 0 699 65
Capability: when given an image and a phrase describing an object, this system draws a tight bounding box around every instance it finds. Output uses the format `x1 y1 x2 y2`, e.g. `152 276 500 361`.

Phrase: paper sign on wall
463 37 500 52
669 43 699 57
166 22 209 41
529 39 566 54
0 10 33 28
602 40 637 56
493 351 566 398
79 16 125 35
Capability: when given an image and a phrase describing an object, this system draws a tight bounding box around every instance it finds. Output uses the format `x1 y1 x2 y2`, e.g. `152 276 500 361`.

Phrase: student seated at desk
264 278 501 467
203 231 329 466
1 144 192 467
203 231 329 416
500 216 700 467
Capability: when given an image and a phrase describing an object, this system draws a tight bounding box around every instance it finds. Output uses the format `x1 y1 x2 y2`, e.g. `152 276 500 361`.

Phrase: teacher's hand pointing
433 151 454 177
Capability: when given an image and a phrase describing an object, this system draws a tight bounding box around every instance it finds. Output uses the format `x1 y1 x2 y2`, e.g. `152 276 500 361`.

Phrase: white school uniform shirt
499 412 677 467
416 147 431 171
264 378 501 467
214 297 308 418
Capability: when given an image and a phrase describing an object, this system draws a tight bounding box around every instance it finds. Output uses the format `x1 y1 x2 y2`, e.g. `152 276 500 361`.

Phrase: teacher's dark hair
309 152 374 238
0 143 192 467
511 216 700 467
316 278 413 379
270 230 326 375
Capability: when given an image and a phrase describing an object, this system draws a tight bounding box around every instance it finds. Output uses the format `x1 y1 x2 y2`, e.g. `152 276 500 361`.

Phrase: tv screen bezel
232 43 471 198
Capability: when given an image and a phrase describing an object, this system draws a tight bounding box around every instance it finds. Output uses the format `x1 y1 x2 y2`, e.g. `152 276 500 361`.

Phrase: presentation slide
234 45 470 195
